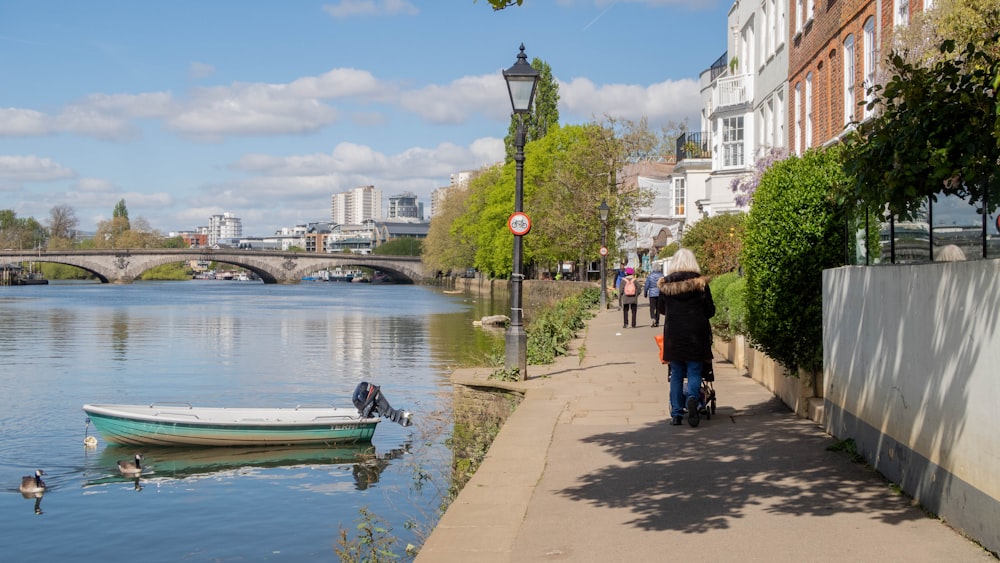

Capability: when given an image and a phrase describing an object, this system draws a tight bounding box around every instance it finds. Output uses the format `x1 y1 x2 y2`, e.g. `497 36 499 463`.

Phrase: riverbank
418 305 991 562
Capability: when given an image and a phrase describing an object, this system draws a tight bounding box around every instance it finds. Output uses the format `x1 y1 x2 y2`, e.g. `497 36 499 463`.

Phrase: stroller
668 361 718 420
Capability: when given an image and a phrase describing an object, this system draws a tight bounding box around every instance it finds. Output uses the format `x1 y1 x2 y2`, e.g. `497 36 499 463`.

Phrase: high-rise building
207 212 242 246
387 192 421 221
331 185 382 225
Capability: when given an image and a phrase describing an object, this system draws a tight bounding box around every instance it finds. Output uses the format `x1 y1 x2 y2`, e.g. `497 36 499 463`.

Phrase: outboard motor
352 382 412 427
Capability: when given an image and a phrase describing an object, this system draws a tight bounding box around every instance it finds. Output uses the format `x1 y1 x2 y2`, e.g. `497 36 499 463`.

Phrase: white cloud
559 76 701 127
167 84 340 140
322 0 419 18
189 61 216 79
0 155 75 182
400 73 509 124
0 108 51 136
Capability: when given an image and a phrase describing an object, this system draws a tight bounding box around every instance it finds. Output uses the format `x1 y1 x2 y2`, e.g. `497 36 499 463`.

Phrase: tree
423 168 484 274
0 209 46 250
374 238 422 256
742 147 849 374
484 0 523 11
842 37 1000 220
48 204 79 243
680 213 745 277
505 57 559 162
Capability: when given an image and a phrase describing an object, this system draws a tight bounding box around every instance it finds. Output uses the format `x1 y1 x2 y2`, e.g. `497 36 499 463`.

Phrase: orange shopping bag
654 334 667 364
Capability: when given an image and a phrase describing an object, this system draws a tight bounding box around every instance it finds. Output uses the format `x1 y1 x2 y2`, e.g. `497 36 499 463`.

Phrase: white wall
823 260 1000 553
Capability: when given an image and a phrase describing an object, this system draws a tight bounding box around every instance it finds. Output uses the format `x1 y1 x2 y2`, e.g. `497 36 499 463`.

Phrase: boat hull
83 404 380 447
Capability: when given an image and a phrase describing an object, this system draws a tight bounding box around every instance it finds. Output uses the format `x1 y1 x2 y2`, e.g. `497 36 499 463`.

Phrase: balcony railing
709 51 727 82
713 74 751 111
676 131 711 162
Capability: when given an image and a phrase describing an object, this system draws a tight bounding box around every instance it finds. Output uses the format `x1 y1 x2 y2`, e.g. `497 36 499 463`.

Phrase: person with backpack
617 267 640 328
643 267 664 328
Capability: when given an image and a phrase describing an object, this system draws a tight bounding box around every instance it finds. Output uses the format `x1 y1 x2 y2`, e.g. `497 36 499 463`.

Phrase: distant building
431 169 479 217
332 185 382 225
207 213 242 246
387 192 422 221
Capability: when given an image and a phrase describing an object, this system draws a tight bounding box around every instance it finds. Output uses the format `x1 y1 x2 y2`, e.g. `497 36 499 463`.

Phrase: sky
0 0 733 237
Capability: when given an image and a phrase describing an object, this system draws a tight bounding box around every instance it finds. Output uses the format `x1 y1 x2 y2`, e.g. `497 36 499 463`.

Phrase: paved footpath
417 306 994 562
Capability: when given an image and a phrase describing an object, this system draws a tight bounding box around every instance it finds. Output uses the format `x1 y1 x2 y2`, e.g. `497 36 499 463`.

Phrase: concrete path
417 305 993 562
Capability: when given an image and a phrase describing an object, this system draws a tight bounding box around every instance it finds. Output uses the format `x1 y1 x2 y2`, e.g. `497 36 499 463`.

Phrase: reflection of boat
83 403 380 446
85 443 405 491
87 443 378 482
83 383 412 447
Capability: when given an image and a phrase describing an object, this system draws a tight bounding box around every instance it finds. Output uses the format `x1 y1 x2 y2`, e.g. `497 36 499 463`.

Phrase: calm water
0 280 503 562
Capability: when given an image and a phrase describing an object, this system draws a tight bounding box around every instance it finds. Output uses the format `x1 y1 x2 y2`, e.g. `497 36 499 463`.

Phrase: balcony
712 74 752 112
676 131 711 162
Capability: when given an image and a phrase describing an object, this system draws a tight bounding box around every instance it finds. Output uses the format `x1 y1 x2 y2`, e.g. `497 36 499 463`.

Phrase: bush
525 287 598 365
742 147 848 373
708 272 739 337
680 213 745 276
724 277 747 336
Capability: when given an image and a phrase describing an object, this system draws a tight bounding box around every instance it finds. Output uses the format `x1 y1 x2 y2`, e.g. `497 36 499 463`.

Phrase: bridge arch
0 249 425 284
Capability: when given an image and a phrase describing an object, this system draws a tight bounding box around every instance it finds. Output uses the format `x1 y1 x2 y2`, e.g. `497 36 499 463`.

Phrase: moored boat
83 382 412 447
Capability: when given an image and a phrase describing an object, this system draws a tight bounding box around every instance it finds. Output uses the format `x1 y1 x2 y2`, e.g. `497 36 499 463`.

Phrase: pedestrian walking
643 267 663 328
657 249 715 427
618 267 639 328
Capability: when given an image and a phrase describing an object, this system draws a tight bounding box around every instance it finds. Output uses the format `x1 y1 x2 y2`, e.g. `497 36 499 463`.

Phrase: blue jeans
669 360 703 418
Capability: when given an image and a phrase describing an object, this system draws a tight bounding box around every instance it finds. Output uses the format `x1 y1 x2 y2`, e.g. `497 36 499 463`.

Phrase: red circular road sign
508 212 531 236
599 246 608 256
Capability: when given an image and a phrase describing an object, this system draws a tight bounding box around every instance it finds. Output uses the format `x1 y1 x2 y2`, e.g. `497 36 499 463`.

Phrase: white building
207 212 243 246
332 185 382 225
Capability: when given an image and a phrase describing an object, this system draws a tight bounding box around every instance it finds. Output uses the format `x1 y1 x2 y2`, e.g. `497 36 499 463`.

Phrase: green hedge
741 147 848 373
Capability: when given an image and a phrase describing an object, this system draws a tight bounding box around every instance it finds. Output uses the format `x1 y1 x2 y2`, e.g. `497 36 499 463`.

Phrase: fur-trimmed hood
657 273 710 297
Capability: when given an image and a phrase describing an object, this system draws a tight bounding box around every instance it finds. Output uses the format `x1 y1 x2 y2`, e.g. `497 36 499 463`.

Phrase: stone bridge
0 249 426 284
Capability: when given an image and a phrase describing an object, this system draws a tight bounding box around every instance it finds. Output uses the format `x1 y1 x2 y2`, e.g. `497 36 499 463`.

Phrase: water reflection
84 443 402 491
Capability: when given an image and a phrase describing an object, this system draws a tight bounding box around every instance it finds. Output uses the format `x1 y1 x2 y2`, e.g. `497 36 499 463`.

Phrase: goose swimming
117 454 143 476
19 470 46 495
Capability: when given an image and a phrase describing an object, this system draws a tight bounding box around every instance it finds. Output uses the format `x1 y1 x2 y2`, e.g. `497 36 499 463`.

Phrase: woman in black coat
657 248 715 427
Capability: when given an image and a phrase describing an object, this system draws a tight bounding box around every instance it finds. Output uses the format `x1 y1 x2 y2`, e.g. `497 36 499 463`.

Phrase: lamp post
503 44 540 379
598 199 610 311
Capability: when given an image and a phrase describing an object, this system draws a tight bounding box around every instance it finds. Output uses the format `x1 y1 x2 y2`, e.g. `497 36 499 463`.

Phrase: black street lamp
502 44 540 379
599 199 610 311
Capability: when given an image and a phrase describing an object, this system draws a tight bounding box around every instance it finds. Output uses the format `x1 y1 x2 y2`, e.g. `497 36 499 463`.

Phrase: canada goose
117 454 143 476
19 470 46 494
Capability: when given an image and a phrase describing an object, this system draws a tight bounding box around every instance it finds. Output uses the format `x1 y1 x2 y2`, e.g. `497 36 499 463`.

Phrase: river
0 280 504 562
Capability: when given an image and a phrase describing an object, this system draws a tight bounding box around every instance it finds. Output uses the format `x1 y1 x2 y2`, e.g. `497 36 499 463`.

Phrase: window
863 17 876 118
895 0 909 26
794 82 802 154
723 116 745 167
760 2 769 60
767 0 776 55
806 0 814 22
776 89 785 147
844 34 856 125
766 97 774 147
924 0 934 8
805 72 813 149
673 178 686 216
796 0 803 33
777 0 786 47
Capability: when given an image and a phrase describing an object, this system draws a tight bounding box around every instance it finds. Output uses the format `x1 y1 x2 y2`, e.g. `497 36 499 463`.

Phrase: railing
709 51 727 82
676 131 711 162
713 74 751 110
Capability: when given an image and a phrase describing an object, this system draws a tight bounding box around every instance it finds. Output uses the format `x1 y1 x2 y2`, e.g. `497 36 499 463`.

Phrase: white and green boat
83 382 412 447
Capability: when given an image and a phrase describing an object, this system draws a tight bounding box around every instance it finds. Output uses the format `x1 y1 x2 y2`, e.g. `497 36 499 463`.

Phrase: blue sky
1 0 731 237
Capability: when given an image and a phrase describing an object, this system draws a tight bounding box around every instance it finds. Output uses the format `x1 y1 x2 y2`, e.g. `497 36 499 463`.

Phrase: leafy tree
842 37 1000 220
485 0 522 9
893 0 1000 66
505 57 559 162
374 238 422 256
742 147 848 374
423 168 484 274
0 209 46 250
113 198 129 222
680 213 745 277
